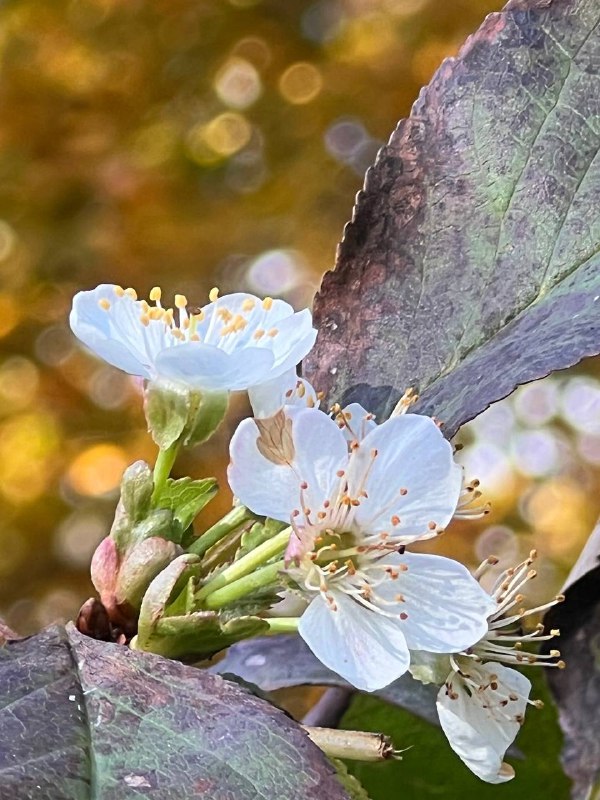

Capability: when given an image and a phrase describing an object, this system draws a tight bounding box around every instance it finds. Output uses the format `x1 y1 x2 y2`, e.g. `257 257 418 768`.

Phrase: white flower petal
257 308 317 378
374 552 495 653
70 284 168 378
156 343 274 391
298 591 410 692
349 414 462 543
71 287 316 393
248 368 319 418
197 294 316 383
337 403 378 443
228 407 348 521
437 662 530 783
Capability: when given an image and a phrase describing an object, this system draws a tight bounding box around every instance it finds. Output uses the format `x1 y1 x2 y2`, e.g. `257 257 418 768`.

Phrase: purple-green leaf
211 634 439 726
0 624 350 800
305 0 600 437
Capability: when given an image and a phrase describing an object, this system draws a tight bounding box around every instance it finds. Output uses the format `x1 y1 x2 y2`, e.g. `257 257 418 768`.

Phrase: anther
124 288 137 299
399 488 408 496
268 328 279 337
262 297 273 310
175 294 187 308
391 516 400 526
209 287 219 302
399 612 408 620
149 287 162 302
253 329 265 339
242 298 255 311
114 286 125 297
98 299 111 310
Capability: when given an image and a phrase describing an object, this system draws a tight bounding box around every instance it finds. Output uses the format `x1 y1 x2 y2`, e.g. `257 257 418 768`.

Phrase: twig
301 687 354 727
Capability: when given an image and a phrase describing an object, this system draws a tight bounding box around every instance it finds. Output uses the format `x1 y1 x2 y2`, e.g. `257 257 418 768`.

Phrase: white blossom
411 551 565 783
70 284 316 393
248 367 319 418
228 406 495 691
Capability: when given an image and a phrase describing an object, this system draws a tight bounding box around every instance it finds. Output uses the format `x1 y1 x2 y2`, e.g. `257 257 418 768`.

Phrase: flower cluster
70 283 564 785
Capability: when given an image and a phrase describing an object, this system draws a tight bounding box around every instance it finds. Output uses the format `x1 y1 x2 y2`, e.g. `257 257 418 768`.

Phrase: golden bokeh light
214 57 262 109
278 63 323 105
66 443 129 497
0 412 61 504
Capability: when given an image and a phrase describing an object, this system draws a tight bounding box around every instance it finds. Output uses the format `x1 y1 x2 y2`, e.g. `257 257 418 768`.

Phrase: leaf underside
305 0 600 437
211 634 439 725
0 625 349 800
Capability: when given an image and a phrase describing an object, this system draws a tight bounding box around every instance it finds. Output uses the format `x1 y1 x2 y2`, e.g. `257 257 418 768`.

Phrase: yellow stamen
253 329 265 340
262 297 273 310
99 298 111 311
217 308 233 323
268 328 279 337
242 298 255 311
175 294 187 309
124 288 137 300
140 314 150 327
209 287 219 302
114 286 125 297
149 286 162 302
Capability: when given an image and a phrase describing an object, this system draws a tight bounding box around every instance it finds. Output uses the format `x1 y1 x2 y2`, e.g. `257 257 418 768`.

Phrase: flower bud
90 536 123 627
119 460 154 522
116 536 183 614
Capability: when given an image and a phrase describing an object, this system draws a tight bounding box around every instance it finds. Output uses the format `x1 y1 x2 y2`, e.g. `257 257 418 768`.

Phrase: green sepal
153 476 218 532
144 380 228 450
144 380 189 450
137 554 268 659
130 508 184 546
182 389 228 447
237 518 289 560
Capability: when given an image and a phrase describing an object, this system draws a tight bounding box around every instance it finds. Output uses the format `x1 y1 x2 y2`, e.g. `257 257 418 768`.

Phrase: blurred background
0 0 598 656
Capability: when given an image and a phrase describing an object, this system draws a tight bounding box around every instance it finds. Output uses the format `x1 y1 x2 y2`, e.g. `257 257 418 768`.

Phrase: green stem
265 616 300 634
203 560 286 609
151 440 181 502
188 505 255 557
196 527 291 603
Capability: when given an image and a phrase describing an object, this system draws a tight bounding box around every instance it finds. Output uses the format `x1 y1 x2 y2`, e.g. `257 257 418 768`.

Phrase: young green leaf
154 476 218 531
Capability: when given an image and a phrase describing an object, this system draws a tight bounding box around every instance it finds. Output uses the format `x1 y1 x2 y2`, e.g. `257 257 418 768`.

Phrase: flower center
98 285 277 347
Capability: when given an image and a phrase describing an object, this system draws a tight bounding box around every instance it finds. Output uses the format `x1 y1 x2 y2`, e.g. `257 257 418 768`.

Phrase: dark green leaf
544 519 600 798
154 476 218 531
0 624 351 799
305 0 600 436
